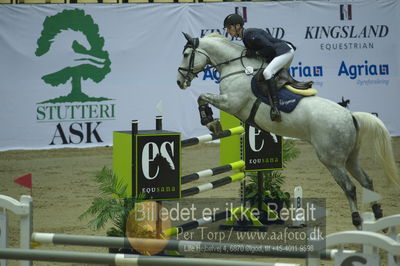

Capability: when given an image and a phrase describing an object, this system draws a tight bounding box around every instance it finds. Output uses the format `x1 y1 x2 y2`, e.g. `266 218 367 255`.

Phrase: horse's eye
183 54 189 58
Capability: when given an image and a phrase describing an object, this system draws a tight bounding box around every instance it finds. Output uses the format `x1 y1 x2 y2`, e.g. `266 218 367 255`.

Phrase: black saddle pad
251 76 304 113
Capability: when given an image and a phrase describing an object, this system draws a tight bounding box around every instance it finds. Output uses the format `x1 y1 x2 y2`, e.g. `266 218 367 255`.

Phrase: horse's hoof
206 120 223 135
372 203 388 232
352 212 362 229
372 203 383 219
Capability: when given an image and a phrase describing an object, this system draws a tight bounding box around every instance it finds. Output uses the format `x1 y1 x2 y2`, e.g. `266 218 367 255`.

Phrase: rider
223 13 296 122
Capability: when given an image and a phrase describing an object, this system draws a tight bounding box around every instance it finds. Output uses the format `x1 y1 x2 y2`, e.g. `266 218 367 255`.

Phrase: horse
176 32 400 228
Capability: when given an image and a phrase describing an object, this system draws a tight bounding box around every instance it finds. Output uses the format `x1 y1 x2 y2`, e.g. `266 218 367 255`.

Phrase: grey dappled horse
176 33 400 228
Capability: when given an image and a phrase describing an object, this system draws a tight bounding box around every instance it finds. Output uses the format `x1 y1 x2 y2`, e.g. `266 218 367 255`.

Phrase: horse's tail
352 112 400 188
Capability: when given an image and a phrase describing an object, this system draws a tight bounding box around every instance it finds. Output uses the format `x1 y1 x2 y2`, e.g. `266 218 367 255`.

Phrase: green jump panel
113 130 181 200
113 131 133 196
220 111 242 165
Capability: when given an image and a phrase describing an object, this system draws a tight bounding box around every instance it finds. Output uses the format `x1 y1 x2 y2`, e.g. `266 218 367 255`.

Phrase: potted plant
79 166 143 253
244 139 300 224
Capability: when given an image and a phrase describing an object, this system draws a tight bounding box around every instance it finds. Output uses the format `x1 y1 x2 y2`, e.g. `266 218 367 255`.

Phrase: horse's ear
182 32 193 44
182 32 199 49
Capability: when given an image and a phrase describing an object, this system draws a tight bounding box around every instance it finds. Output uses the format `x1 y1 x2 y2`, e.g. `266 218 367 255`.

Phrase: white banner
0 1 399 150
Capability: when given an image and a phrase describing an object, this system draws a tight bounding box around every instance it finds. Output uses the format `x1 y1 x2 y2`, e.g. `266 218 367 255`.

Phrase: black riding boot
266 78 281 122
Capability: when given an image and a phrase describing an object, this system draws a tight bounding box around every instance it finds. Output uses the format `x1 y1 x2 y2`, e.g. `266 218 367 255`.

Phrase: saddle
255 68 314 94
247 69 316 128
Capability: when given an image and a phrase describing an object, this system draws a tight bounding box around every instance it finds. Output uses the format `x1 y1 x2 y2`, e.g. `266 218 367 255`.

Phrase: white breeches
263 47 295 80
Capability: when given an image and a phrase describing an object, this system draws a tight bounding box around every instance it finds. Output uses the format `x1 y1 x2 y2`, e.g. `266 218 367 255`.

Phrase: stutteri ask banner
0 1 399 150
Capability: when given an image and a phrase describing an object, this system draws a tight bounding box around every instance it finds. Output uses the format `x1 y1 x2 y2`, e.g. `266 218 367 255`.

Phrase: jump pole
181 172 244 197
168 163 245 237
181 126 244 148
31 232 339 260
163 210 233 237
181 160 245 184
0 248 297 266
180 122 270 231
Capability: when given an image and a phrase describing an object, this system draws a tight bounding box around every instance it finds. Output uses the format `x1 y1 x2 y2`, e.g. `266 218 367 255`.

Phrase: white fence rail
1 194 400 266
307 212 400 266
0 195 32 266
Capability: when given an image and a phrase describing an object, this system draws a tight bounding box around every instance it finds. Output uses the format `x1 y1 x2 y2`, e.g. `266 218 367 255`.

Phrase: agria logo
201 62 323 85
338 60 389 80
35 9 115 146
290 62 323 78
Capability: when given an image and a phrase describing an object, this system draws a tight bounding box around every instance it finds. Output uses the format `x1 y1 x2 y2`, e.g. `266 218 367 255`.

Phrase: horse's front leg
198 93 235 135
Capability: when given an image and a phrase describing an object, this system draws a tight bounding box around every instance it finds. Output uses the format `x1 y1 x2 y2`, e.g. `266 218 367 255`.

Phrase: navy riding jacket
242 28 295 62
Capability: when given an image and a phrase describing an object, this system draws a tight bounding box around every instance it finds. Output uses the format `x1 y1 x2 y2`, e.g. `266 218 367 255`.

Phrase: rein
219 69 259 82
201 53 250 82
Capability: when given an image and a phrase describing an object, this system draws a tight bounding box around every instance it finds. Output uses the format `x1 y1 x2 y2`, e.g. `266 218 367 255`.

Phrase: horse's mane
204 32 227 39
203 32 245 50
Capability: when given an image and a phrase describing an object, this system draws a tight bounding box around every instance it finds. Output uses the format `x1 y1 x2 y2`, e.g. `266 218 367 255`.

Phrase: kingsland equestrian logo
340 4 352 21
35 9 115 146
305 25 388 39
305 4 389 52
200 7 285 40
305 5 387 40
201 27 285 40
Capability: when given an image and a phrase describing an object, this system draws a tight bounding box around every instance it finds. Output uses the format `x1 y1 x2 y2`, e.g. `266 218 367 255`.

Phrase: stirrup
270 107 281 122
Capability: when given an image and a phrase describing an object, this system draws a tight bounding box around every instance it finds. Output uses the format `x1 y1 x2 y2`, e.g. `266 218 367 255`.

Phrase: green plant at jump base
245 139 300 211
79 166 142 237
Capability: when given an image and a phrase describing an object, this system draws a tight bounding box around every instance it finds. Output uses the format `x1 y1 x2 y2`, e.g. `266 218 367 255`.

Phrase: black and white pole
181 172 244 197
30 233 342 260
155 116 163 239
181 126 244 148
291 186 306 228
131 120 138 135
164 210 233 237
181 160 244 184
156 116 163 131
0 247 283 266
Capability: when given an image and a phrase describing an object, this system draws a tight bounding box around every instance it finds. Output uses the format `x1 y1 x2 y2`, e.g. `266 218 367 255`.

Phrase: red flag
14 173 32 189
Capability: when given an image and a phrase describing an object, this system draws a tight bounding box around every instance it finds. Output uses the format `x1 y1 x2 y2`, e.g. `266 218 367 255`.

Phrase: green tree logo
35 9 112 103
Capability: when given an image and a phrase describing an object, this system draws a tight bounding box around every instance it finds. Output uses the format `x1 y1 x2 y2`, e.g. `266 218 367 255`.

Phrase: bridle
178 34 248 86
177 38 208 85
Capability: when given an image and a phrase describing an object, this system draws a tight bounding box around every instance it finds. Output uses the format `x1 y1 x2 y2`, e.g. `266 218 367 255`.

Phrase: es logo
142 141 176 180
245 125 282 170
137 134 180 200
248 127 278 152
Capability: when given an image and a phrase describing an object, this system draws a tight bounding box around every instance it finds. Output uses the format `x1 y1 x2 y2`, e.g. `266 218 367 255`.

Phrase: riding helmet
223 14 244 28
